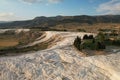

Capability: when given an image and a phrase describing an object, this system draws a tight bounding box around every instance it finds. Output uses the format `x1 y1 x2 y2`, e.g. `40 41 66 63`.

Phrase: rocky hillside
0 15 120 28
0 31 120 80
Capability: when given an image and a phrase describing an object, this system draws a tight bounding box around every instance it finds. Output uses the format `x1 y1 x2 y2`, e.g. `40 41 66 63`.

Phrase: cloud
48 0 63 3
20 0 63 4
20 0 43 4
0 13 14 17
97 0 120 14
0 12 24 21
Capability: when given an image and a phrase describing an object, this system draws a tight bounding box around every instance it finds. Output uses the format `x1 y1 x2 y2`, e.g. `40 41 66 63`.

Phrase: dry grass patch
0 40 18 47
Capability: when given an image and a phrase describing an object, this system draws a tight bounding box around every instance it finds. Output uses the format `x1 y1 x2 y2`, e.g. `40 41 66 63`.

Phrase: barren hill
0 15 120 29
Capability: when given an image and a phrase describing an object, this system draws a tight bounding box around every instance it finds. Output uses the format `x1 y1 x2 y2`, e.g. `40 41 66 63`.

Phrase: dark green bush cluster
104 39 120 46
74 34 106 51
112 39 120 46
74 36 82 50
97 32 120 46
96 32 106 42
83 34 94 40
82 39 106 50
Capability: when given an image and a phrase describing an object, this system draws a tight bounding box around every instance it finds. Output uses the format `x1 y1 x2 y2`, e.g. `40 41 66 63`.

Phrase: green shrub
74 36 82 50
89 35 94 39
112 40 120 46
104 39 120 46
83 34 94 40
96 32 105 42
83 34 89 40
82 40 106 50
74 35 106 51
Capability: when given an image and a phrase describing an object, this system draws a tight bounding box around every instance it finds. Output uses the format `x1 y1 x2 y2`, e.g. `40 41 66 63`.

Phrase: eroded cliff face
0 31 120 80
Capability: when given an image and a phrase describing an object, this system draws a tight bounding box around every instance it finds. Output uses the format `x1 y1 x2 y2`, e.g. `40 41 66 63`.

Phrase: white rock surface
0 29 30 33
0 31 120 80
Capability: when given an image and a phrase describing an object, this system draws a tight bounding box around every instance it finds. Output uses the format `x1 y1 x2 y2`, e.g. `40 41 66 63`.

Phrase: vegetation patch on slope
0 29 49 56
74 31 120 56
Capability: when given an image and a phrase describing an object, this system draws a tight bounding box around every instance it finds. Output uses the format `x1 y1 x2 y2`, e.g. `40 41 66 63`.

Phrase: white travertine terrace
0 31 120 80
0 29 30 33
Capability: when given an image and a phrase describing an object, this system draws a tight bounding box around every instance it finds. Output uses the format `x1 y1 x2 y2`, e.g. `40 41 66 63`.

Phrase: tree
96 32 105 42
88 35 94 39
97 42 106 49
92 38 95 43
83 34 94 40
74 36 82 50
83 34 89 40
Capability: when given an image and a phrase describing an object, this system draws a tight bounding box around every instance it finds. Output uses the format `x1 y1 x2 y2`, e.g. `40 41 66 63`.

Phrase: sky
0 0 120 21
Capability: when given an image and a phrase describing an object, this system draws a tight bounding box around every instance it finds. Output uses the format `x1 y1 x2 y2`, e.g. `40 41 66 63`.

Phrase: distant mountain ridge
0 15 120 28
